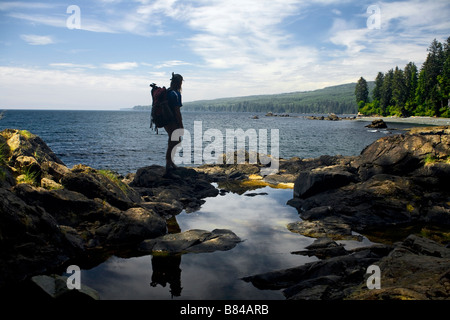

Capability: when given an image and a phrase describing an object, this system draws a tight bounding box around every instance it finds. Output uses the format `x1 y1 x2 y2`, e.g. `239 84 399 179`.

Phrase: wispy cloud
1 0 449 109
0 1 56 11
20 34 55 45
49 63 96 69
327 0 450 73
0 66 149 109
102 62 139 71
155 60 192 69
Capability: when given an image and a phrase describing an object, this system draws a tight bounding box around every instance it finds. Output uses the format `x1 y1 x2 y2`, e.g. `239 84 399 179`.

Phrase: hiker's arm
174 106 183 128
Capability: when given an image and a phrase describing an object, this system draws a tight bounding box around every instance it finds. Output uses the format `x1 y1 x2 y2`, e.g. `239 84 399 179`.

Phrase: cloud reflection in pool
81 186 321 300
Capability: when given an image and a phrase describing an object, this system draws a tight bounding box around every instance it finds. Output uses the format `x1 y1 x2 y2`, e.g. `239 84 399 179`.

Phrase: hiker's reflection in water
150 254 182 298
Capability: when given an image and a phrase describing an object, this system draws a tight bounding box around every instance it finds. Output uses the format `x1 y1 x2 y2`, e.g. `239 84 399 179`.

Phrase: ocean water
0 110 421 300
0 110 417 175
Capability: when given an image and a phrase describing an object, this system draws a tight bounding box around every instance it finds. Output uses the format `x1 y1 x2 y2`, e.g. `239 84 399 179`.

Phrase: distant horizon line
0 81 365 112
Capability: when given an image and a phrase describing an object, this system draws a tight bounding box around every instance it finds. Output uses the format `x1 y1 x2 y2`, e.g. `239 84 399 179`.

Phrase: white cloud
49 63 97 69
0 2 55 11
9 13 66 28
20 34 55 45
0 66 150 109
102 62 139 71
325 0 450 83
2 0 450 109
171 0 321 94
155 60 192 69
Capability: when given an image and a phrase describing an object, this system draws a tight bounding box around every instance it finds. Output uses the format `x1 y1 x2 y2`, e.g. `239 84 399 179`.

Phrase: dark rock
31 274 99 300
140 201 183 217
327 113 339 121
348 235 450 300
40 161 71 182
293 165 358 198
289 127 450 235
105 207 167 245
242 245 388 300
244 192 268 197
61 165 142 210
0 187 80 287
12 183 167 248
355 126 450 178
287 217 363 241
365 119 387 128
130 165 219 212
139 229 241 254
1 129 65 167
291 238 348 259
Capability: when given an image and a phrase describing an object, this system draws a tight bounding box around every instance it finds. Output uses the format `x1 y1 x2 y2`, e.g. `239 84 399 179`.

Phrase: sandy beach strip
355 116 450 126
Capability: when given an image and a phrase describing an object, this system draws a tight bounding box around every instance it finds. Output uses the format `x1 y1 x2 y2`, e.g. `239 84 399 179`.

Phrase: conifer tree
380 69 394 115
372 72 384 102
355 77 369 105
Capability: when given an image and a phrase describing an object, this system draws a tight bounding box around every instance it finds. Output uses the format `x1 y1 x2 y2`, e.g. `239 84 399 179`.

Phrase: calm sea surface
0 110 422 300
0 110 418 175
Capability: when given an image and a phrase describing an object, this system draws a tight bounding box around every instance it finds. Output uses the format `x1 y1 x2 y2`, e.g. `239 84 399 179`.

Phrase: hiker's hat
171 72 183 82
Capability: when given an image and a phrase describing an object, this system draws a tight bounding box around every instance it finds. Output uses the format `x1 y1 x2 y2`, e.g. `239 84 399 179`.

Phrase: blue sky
0 0 449 110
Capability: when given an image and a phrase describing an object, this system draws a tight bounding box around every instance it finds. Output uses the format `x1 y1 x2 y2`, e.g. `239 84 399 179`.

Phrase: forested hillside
134 82 373 114
356 37 450 118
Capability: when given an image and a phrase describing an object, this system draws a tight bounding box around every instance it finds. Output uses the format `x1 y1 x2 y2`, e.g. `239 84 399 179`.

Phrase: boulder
355 126 450 178
293 165 358 198
348 235 450 300
31 274 100 300
12 183 166 248
365 119 387 128
287 217 363 241
61 165 142 210
0 187 81 287
1 129 64 167
139 229 241 254
242 244 391 300
289 126 450 233
291 238 348 259
104 207 167 245
130 166 219 212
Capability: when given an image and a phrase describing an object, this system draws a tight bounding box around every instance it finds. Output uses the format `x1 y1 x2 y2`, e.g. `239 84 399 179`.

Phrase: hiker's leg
164 124 179 170
167 139 179 169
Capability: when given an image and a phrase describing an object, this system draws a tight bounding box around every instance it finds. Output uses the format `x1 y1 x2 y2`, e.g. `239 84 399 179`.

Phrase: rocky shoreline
0 126 449 300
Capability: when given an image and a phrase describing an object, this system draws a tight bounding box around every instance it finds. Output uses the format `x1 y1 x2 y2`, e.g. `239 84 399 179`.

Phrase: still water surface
0 110 415 299
80 186 372 300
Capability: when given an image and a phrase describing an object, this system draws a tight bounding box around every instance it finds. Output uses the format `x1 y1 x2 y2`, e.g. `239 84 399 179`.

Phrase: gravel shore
355 116 450 126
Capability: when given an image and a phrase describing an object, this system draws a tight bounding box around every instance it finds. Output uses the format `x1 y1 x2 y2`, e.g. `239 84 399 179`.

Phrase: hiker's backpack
150 83 174 133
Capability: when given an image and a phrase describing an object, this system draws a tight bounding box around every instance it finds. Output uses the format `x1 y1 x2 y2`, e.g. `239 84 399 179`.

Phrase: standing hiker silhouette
164 72 184 176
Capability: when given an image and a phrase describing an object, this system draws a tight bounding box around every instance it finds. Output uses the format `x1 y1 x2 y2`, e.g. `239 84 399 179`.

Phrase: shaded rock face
289 126 450 237
130 165 219 213
30 274 100 300
0 129 169 288
271 126 450 300
243 242 392 300
1 129 242 291
0 187 79 287
61 164 142 210
348 235 450 300
243 235 449 300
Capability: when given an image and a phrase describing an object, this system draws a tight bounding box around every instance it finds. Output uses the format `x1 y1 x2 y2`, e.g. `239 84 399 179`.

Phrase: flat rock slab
348 235 450 300
31 274 99 300
287 217 364 241
139 229 241 254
